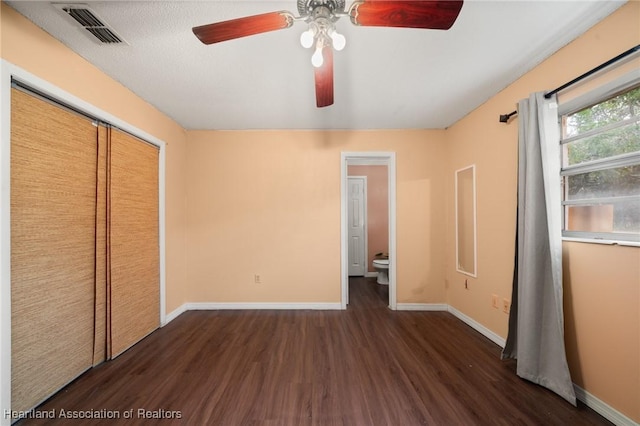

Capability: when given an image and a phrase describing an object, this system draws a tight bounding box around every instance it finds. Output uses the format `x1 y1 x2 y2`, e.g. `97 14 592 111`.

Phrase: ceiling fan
193 1 464 108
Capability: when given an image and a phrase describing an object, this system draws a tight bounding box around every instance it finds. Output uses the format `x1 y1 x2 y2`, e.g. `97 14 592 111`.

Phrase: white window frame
558 69 640 246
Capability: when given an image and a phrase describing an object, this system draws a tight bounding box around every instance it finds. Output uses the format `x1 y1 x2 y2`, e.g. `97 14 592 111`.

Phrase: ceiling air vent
53 3 126 44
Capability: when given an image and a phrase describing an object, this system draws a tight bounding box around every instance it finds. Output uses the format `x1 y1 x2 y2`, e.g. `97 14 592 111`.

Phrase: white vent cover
53 3 126 44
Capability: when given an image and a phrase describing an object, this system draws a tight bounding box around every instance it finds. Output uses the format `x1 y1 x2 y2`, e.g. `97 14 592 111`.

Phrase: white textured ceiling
6 1 626 130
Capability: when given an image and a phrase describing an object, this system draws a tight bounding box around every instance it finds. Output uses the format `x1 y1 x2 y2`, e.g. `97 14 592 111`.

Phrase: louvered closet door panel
109 128 160 358
10 88 97 412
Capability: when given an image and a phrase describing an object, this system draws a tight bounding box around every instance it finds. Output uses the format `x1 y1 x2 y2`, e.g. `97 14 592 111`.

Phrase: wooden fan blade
193 11 293 45
314 46 334 108
350 1 463 29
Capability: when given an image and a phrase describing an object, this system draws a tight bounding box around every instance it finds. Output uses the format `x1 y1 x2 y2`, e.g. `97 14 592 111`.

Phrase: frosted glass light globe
331 31 346 51
311 45 324 68
300 29 314 49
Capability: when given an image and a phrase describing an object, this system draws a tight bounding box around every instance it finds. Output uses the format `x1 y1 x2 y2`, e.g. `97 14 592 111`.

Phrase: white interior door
348 177 366 276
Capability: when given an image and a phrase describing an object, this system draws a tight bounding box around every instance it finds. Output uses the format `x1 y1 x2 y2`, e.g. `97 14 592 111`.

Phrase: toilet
372 258 389 285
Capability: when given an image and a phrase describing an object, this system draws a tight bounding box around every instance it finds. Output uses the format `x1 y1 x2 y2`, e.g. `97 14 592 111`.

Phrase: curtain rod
499 44 640 123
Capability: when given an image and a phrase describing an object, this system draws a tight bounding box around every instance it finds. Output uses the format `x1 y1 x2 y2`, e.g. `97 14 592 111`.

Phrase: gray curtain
502 92 577 406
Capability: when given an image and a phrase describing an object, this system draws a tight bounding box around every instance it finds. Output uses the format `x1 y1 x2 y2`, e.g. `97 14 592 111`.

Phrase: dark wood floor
17 277 611 425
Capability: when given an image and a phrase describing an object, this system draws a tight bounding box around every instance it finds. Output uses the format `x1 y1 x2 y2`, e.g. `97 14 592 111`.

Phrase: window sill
562 237 640 248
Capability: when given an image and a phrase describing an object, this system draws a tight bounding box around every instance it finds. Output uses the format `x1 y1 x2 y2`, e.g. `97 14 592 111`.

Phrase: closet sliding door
11 87 161 412
10 88 97 412
108 128 160 358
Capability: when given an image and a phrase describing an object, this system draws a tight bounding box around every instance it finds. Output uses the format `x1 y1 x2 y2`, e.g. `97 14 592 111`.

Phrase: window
560 84 640 243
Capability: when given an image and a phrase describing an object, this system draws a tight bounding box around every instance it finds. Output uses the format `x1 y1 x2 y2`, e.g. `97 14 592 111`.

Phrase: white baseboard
447 305 507 348
574 384 639 426
163 303 187 326
364 272 378 278
396 303 448 311
186 302 343 311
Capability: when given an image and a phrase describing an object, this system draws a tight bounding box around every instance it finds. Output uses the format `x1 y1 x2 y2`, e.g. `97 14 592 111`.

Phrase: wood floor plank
15 277 612 425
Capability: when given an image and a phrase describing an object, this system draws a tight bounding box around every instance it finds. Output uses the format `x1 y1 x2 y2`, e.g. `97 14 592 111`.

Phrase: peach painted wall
186 130 447 304
562 242 639 421
348 165 389 272
445 2 640 421
1 4 189 314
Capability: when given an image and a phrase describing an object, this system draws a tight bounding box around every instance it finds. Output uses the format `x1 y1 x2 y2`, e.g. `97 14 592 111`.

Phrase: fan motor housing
297 0 346 16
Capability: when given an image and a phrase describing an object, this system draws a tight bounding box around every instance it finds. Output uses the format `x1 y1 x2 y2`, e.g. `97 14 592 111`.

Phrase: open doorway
341 152 396 310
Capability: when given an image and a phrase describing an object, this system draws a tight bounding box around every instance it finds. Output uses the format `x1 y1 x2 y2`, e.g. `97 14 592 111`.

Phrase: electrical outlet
254 274 261 284
492 294 499 309
502 298 510 314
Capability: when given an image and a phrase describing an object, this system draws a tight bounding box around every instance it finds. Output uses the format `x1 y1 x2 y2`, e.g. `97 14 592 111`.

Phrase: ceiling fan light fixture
299 2 346 67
